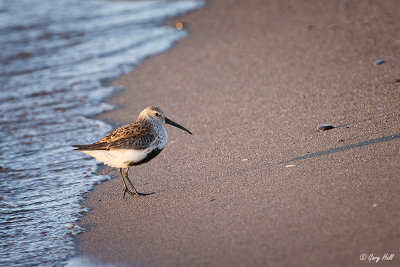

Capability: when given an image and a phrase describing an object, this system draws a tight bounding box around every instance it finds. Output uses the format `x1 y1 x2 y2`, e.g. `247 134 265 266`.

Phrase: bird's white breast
81 149 150 168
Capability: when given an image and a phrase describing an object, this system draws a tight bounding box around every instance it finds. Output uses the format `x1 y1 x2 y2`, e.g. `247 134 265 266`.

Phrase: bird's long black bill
165 117 192 134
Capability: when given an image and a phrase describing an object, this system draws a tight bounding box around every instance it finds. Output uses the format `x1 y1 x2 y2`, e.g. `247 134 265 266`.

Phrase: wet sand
77 0 400 266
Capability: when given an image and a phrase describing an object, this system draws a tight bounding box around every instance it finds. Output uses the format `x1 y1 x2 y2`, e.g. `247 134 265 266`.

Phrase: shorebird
73 106 192 198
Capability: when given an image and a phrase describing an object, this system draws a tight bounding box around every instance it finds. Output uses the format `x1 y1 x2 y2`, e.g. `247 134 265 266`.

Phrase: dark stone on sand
373 59 385 65
317 124 334 132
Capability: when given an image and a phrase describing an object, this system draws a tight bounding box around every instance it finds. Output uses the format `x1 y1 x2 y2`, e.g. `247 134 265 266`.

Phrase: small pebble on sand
176 22 183 30
285 164 296 168
373 59 385 65
317 124 334 132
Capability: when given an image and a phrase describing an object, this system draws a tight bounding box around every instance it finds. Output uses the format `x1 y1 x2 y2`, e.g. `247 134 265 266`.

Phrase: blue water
0 0 203 265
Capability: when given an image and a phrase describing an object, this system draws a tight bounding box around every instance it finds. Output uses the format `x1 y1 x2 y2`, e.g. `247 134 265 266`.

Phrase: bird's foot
122 187 154 198
122 187 137 198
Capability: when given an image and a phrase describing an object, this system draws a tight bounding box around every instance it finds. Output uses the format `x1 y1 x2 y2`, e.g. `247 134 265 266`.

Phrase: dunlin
73 106 192 198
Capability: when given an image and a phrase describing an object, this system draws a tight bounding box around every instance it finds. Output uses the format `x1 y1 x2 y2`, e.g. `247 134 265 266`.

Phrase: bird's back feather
100 120 152 143
73 120 156 150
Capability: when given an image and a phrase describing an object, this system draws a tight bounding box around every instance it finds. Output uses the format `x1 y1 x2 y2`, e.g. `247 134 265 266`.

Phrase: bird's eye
155 112 160 117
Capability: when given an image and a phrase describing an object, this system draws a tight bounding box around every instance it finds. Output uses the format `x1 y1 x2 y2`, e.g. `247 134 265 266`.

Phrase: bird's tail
72 142 108 151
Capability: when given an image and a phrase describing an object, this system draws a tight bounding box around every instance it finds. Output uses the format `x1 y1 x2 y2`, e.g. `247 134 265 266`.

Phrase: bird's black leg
124 168 152 196
124 167 140 195
118 168 134 198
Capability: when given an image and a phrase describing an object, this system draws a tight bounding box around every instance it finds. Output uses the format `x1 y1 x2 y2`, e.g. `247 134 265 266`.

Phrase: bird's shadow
280 132 400 164
140 188 167 196
123 188 167 199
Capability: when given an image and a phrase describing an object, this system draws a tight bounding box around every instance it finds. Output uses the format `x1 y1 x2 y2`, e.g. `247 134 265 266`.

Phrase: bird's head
139 106 166 122
139 106 192 134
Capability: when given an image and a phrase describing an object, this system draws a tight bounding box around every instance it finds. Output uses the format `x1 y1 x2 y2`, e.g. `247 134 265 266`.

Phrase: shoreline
77 0 400 266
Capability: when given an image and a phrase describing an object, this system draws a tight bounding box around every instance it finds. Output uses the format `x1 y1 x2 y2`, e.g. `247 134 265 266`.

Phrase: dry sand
77 0 400 266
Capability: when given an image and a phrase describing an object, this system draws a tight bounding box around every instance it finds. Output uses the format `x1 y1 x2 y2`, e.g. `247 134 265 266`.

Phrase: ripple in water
0 0 204 265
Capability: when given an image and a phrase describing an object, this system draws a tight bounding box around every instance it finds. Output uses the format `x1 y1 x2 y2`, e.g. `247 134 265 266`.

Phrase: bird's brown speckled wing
99 121 152 143
73 121 155 150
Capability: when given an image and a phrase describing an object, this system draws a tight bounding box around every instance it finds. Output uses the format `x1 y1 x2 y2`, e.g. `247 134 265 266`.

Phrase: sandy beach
77 0 400 266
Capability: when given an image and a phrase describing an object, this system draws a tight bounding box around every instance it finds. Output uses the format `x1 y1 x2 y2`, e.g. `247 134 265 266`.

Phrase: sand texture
77 0 400 266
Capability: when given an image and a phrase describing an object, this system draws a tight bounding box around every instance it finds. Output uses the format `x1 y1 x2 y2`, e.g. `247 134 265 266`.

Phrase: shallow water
0 0 203 265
